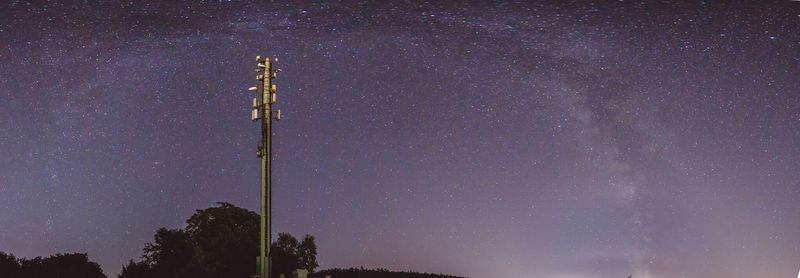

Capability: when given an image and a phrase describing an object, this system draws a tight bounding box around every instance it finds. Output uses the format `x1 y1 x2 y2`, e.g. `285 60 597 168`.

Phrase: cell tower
250 55 280 278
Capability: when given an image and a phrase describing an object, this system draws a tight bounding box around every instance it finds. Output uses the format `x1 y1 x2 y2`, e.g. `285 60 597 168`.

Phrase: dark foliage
120 202 317 278
297 234 319 272
0 252 21 277
311 267 464 278
145 228 194 277
0 251 106 278
186 202 261 278
270 233 319 277
118 260 150 278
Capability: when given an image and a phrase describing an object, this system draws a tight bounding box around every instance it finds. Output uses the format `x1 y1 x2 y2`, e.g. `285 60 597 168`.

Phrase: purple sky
2 1 800 277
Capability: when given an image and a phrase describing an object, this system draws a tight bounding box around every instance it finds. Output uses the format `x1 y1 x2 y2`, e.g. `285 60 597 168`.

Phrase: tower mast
251 55 280 278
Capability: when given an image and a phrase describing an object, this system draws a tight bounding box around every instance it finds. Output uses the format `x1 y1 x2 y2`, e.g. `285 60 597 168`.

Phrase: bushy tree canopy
0 251 106 278
271 233 319 277
120 202 317 278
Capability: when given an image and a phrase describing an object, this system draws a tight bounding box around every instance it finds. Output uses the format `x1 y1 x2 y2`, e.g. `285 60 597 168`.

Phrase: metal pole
252 55 279 278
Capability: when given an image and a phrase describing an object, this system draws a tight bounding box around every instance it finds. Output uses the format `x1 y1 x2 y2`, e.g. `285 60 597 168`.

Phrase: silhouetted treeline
120 202 463 278
0 251 106 278
120 202 317 278
311 267 464 278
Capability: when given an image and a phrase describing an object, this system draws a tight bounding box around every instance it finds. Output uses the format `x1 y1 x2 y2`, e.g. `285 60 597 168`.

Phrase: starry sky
1 1 800 277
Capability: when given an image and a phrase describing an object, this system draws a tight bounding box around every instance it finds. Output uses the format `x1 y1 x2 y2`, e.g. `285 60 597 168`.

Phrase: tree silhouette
297 235 319 272
271 233 300 277
0 252 21 277
143 228 194 277
120 202 316 278
270 233 318 277
185 202 260 278
0 252 106 278
118 260 150 278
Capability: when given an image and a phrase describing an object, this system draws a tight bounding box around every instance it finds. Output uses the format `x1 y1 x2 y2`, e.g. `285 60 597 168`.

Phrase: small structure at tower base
292 269 308 278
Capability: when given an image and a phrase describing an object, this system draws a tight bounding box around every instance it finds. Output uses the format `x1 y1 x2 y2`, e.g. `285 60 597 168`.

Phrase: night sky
2 1 800 277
